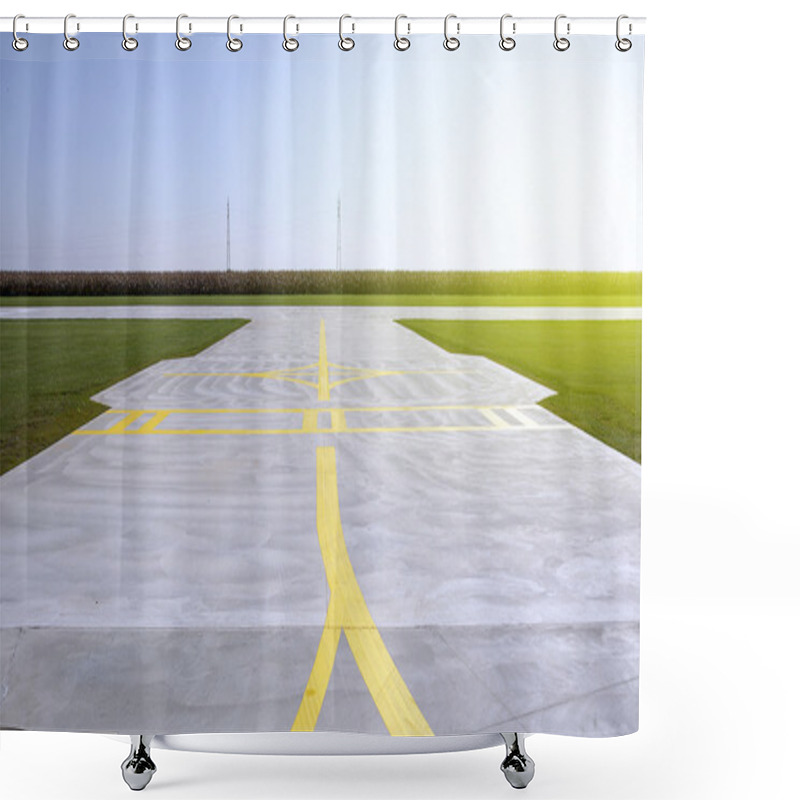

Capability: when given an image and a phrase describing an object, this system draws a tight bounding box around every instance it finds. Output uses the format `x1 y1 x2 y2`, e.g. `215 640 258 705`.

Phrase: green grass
397 319 641 462
0 293 641 308
0 318 248 475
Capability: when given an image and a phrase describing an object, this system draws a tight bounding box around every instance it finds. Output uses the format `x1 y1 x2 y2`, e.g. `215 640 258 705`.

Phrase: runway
0 306 640 736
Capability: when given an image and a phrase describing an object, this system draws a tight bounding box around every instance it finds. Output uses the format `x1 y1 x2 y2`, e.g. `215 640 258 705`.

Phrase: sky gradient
1 33 643 271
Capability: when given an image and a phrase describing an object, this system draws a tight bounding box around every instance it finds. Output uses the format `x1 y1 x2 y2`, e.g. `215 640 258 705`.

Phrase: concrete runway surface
0 306 640 737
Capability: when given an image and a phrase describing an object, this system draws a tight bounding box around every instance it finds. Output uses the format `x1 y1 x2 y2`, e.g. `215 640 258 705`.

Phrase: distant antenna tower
226 196 231 272
336 194 342 270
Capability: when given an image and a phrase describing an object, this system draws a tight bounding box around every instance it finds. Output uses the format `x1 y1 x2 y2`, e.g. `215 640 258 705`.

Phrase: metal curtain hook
176 14 191 50
339 14 355 51
63 13 79 51
394 14 410 51
227 15 243 51
553 14 570 51
122 14 138 51
12 14 28 51
283 15 299 51
615 14 632 51
499 14 515 51
443 14 460 51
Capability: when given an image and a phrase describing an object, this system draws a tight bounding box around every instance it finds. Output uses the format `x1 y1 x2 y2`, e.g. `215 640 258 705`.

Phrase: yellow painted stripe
503 407 542 429
75 421 567 436
73 405 567 436
165 351 473 400
302 410 319 433
113 427 300 435
329 409 347 432
291 599 342 732
105 411 147 434
318 319 330 401
74 424 568 437
343 625 433 736
137 410 172 434
329 372 395 389
292 446 433 736
480 408 511 429
266 376 319 390
329 369 472 391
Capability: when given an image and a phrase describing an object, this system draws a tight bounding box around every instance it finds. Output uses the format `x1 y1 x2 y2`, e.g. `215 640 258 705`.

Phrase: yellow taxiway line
292 446 433 736
164 319 474 396
73 405 567 436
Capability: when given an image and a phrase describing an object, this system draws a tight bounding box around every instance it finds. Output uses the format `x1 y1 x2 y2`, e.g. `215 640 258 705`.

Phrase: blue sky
1 33 643 271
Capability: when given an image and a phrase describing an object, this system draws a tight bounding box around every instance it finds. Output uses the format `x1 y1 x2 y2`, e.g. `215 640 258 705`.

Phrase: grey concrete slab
0 306 640 737
0 627 321 733
432 623 639 736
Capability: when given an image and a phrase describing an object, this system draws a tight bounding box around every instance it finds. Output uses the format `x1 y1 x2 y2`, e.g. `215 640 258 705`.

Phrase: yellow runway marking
75 405 568 436
480 408 511 429
291 598 342 732
164 319 471 398
137 411 172 434
105 411 147 434
76 318 562 733
330 409 347 432
504 407 542 429
292 446 433 736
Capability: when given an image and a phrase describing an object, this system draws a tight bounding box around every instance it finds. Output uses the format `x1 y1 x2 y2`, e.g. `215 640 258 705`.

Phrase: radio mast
336 194 342 270
226 196 231 272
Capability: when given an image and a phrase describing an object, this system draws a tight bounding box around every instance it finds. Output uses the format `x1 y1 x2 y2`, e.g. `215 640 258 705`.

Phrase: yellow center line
292 446 433 736
290 598 342 733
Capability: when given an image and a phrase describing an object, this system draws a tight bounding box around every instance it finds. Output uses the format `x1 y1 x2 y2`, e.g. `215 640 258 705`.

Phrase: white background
1 1 798 798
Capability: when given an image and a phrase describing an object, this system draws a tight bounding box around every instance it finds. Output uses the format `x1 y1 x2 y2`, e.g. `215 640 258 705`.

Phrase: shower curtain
0 27 643 739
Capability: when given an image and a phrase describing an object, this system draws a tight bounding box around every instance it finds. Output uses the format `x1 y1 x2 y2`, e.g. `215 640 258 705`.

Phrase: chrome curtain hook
553 14 570 51
63 13 79 51
394 14 410 51
12 14 28 51
122 14 138 51
499 14 516 51
227 15 243 51
338 14 355 51
443 14 460 51
283 15 299 51
176 14 192 50
615 14 632 51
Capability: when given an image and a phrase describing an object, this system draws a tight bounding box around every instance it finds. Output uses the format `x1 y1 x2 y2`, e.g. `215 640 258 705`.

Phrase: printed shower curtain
0 28 643 739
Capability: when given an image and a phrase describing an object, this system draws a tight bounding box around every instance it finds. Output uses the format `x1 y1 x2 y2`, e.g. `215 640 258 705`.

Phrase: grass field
0 270 641 306
398 319 641 462
0 318 248 475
